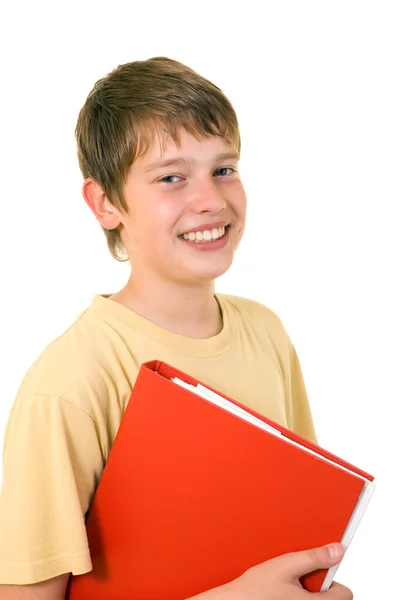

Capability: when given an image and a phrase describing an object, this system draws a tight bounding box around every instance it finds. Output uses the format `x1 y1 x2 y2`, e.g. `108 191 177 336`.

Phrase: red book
67 360 375 599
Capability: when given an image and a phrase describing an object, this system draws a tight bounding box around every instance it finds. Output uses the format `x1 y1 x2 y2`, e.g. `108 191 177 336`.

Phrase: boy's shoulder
218 293 288 339
14 297 131 415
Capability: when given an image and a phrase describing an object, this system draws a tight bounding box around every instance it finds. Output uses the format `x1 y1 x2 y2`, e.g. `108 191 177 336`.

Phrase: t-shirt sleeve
0 394 104 585
285 340 318 444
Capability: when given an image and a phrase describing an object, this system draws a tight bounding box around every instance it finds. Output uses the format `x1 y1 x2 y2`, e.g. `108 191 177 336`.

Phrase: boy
0 57 353 599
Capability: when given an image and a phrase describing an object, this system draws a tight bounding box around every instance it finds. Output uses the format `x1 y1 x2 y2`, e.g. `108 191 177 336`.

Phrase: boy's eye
159 175 182 184
214 167 234 177
158 167 235 184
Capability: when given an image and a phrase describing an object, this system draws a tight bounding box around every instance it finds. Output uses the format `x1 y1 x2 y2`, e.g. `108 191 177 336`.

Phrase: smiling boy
94 129 246 341
0 57 352 599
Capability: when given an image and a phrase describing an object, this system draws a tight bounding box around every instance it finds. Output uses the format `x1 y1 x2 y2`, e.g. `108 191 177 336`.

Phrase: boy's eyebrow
145 151 240 172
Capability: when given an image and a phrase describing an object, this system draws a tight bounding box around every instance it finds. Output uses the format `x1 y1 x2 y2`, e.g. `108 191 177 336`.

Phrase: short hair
75 57 241 261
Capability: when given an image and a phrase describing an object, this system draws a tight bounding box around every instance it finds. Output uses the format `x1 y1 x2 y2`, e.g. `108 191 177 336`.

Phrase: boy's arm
285 339 318 443
0 574 69 599
0 395 103 585
0 545 353 600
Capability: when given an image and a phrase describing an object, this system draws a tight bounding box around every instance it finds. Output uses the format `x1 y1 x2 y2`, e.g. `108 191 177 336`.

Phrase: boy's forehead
136 128 239 170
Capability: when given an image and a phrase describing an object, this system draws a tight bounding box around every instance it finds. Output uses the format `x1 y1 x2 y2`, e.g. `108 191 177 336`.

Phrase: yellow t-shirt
0 293 317 585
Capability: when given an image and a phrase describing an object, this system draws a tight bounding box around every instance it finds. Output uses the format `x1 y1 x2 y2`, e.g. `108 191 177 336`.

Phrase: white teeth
182 226 226 243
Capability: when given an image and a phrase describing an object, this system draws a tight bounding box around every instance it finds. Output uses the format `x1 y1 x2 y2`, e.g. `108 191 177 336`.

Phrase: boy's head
75 57 243 264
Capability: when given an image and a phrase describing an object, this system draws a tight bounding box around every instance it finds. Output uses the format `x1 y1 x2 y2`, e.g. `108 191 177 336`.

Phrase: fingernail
326 543 341 561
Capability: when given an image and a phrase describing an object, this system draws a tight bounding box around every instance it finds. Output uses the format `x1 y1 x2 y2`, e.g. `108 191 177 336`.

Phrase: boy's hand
190 543 353 599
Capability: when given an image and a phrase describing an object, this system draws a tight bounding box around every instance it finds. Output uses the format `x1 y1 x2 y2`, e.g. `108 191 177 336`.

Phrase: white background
0 1 399 597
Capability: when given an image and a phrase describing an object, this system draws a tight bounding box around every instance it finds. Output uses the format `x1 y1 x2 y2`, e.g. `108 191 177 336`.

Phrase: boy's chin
180 259 233 283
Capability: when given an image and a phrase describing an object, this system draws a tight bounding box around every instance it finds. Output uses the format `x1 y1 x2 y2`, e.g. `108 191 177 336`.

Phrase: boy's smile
179 222 230 251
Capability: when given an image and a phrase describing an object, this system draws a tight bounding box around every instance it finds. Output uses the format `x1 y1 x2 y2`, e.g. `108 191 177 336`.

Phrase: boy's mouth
179 225 229 244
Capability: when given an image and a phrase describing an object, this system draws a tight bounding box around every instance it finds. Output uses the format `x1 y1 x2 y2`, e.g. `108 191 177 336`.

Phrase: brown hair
75 57 241 261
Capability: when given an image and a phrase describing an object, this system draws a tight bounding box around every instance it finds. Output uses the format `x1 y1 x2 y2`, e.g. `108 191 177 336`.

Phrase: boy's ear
82 178 122 230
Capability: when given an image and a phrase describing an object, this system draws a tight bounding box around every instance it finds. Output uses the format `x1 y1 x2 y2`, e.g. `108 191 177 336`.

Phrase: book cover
67 360 374 599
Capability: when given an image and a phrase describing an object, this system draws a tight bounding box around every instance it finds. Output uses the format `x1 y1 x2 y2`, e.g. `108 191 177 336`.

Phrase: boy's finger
278 543 344 580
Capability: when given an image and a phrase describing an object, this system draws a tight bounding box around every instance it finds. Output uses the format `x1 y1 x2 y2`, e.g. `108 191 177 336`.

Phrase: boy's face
114 129 246 286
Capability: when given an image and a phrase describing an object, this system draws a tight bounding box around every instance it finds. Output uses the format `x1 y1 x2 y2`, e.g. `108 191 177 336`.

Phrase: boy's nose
189 179 227 214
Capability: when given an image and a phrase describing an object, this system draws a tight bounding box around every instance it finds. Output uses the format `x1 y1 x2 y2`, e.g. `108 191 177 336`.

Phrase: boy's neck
109 277 223 339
